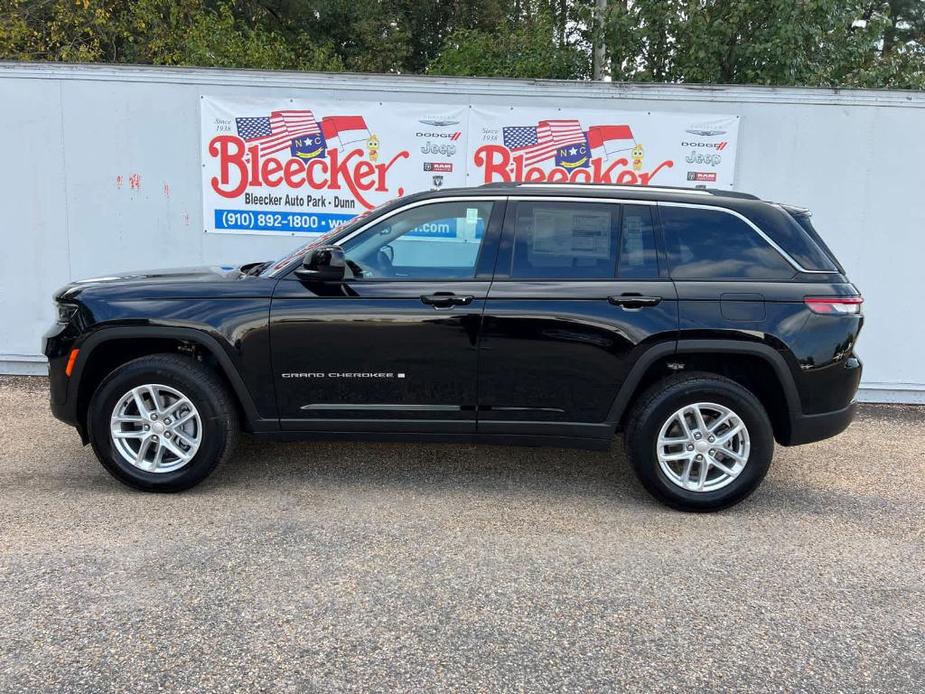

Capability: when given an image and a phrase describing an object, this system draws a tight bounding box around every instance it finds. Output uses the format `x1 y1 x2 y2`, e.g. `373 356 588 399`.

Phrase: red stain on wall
129 173 141 190
115 176 124 189
163 182 170 198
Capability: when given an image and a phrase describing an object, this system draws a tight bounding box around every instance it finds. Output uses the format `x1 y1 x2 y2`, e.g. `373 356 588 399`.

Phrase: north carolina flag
586 125 635 155
320 115 370 150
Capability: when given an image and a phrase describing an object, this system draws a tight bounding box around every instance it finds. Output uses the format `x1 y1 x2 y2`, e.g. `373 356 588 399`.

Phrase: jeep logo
421 142 457 156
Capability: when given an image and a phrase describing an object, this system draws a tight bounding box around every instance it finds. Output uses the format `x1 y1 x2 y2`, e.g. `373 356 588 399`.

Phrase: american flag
502 120 586 166
235 110 320 156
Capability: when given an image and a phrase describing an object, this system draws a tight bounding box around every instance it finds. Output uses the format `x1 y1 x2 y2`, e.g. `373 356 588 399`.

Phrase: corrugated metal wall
1 63 922 402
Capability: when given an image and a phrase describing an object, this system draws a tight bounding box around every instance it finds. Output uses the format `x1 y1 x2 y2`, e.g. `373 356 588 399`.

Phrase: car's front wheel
88 354 239 492
624 372 774 512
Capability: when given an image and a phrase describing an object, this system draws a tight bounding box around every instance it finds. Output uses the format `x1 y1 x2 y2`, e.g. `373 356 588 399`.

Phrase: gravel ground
0 375 923 693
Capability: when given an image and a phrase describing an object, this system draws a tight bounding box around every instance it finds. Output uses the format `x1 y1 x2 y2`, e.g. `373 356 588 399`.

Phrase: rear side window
507 202 660 280
617 205 659 279
661 206 795 280
786 212 842 273
510 202 617 279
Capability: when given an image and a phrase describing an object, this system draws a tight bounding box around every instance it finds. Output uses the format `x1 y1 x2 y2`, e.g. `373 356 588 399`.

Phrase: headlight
56 302 78 324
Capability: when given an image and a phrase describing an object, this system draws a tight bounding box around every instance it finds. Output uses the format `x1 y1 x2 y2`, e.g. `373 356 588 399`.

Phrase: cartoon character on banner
631 144 645 171
367 134 380 162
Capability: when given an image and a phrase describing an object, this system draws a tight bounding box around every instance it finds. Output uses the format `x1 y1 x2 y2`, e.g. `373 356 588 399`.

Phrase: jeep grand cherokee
45 183 863 511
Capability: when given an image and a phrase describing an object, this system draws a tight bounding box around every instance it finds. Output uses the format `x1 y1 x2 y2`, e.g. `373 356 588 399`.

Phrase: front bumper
783 400 857 446
43 318 83 433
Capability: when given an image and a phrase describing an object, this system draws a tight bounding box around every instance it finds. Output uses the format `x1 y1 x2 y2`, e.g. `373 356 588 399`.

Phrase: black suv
45 183 863 510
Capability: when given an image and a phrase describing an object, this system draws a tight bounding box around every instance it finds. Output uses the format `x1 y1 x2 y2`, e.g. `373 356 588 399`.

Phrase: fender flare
606 339 801 428
71 326 263 428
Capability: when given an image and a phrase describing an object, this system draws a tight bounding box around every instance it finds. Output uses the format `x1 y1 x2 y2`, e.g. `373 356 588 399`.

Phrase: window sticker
532 209 610 259
621 214 645 266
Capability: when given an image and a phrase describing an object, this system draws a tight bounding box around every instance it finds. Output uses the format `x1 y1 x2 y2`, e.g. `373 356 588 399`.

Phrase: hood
54 264 273 302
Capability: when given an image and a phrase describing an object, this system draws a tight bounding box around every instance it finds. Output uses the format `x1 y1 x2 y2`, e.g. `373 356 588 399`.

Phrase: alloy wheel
109 384 202 473
656 401 750 493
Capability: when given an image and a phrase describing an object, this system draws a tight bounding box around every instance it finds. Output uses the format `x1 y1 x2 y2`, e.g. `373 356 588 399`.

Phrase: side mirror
294 245 346 282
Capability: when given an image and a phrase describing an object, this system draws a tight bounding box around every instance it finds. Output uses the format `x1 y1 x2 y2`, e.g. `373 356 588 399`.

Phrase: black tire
624 372 774 512
88 353 239 492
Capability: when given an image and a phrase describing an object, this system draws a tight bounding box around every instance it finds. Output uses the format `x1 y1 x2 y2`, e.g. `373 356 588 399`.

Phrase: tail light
804 296 863 315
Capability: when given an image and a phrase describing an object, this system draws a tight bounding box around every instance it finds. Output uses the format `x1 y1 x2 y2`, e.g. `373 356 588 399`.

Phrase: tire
87 353 239 492
624 372 774 512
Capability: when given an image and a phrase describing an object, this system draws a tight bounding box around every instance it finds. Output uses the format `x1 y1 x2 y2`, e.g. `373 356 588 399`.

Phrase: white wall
0 63 922 402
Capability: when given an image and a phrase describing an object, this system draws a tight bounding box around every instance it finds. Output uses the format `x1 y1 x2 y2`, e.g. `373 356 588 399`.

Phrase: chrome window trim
277 195 506 278
291 193 831 278
506 195 829 275
656 200 830 274
334 196 507 247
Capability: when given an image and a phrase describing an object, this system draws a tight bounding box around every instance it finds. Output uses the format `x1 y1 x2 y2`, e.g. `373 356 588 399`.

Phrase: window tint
341 201 492 280
786 211 841 272
617 205 659 279
510 202 617 279
661 206 795 280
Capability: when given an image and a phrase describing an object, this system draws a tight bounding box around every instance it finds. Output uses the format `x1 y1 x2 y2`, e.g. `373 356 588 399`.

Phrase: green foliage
1 0 924 89
0 0 342 69
598 0 925 89
428 9 589 79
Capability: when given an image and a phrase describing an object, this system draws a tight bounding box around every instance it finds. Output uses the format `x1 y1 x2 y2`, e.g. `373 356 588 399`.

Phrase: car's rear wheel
624 372 774 512
88 354 239 492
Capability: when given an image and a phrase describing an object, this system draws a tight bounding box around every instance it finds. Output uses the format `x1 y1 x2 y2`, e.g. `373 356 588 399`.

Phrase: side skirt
247 430 613 451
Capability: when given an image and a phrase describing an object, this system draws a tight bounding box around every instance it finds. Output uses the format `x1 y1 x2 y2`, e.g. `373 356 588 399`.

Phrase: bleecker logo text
208 135 409 209
473 144 673 186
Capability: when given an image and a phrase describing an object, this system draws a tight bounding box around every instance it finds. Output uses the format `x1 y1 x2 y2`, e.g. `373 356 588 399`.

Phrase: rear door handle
420 293 474 308
608 294 663 309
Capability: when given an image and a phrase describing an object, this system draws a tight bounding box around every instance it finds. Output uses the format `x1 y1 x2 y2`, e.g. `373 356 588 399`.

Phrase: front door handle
608 294 663 309
420 293 474 308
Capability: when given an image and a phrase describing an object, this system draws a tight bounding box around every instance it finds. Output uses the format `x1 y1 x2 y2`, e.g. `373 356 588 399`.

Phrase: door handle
608 294 663 309
420 293 474 308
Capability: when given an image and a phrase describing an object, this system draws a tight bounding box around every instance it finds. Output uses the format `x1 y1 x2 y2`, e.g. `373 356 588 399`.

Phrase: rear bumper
782 400 857 446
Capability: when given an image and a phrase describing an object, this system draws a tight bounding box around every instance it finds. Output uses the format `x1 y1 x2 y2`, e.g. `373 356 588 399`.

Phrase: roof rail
513 183 711 196
478 181 760 200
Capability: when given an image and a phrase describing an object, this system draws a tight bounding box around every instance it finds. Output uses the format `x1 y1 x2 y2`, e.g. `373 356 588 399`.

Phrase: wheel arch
608 339 801 445
72 327 263 441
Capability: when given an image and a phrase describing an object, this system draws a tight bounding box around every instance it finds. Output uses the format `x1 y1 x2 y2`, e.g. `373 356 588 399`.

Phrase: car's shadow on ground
210 435 650 505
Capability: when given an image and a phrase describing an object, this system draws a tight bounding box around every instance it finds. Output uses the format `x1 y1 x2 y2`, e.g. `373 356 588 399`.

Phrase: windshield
258 209 377 277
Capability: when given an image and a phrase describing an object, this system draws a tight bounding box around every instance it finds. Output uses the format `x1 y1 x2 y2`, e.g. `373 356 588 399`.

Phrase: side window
617 205 659 279
341 201 492 280
510 201 617 280
661 206 795 280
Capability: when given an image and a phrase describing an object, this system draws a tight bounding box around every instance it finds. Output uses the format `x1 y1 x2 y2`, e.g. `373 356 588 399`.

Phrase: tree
0 0 341 70
597 0 925 89
1 0 924 88
428 3 590 79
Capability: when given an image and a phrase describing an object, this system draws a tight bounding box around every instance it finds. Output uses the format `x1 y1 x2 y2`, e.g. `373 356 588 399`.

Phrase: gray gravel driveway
0 376 923 692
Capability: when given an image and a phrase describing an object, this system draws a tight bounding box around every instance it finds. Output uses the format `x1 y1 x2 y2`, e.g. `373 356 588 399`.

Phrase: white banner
201 96 739 236
466 106 739 190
